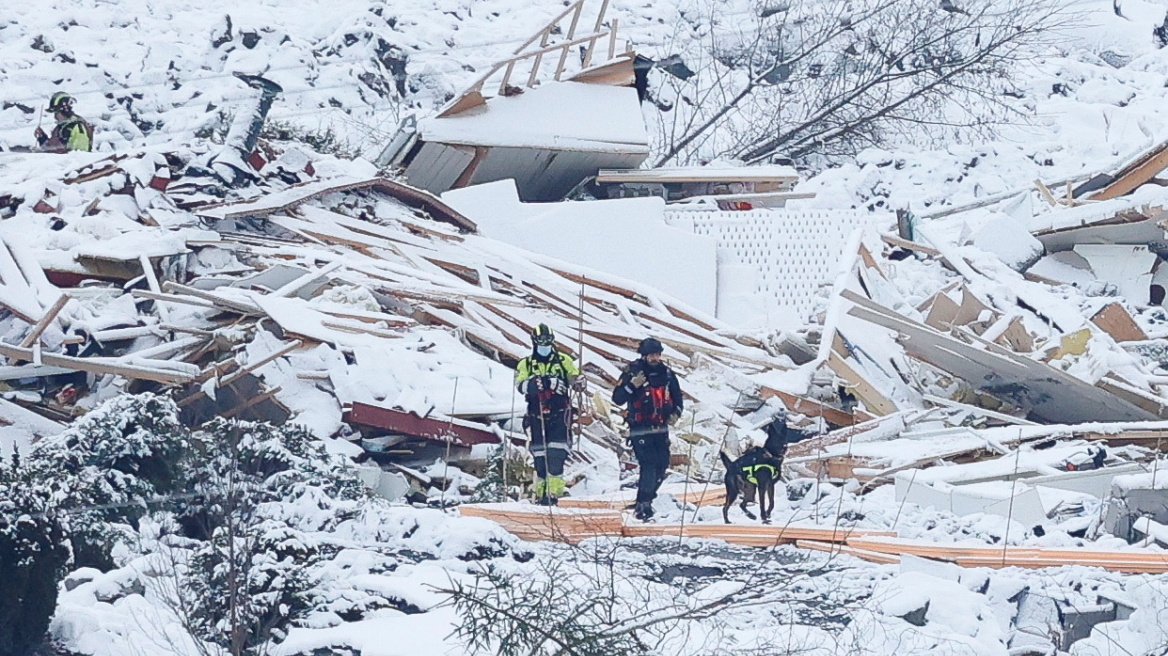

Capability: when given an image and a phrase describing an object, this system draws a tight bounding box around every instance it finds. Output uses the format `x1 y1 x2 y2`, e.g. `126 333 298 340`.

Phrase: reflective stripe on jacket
515 350 578 415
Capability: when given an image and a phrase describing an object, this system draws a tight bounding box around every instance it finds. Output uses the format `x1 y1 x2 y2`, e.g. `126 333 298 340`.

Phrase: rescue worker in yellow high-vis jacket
514 323 579 505
35 92 94 153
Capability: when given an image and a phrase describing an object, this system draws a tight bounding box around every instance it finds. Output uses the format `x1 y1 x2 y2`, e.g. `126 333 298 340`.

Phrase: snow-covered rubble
10 0 1168 654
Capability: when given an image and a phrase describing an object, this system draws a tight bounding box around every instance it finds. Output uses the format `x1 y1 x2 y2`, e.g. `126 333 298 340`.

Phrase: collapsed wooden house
376 0 648 202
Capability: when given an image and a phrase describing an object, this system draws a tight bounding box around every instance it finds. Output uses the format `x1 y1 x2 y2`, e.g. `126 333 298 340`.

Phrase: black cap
637 337 663 355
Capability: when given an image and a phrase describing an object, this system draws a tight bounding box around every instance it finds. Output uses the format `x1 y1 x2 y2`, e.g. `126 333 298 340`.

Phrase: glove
549 377 567 395
629 371 647 389
522 377 543 395
533 376 546 391
571 377 587 392
668 411 682 427
34 127 47 144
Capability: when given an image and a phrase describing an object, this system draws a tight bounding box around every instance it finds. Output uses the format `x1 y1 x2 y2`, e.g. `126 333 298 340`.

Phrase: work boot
634 501 654 521
537 495 555 506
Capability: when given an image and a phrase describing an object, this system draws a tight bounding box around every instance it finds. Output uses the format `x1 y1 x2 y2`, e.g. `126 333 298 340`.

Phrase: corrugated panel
403 142 475 195
468 146 646 201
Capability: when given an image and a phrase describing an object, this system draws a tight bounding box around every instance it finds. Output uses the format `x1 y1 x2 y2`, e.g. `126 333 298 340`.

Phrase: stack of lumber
460 501 894 548
794 540 903 565
836 537 1168 574
459 502 1168 574
557 484 727 510
622 522 895 547
458 503 624 544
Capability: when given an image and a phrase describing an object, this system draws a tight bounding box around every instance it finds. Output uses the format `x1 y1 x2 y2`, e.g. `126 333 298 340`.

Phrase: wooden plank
221 385 283 419
844 290 1159 423
272 261 343 298
18 294 69 349
795 540 901 565
880 233 941 257
1091 139 1168 201
802 455 881 481
200 177 476 232
0 341 196 384
345 401 523 447
825 350 898 416
787 412 914 459
621 522 894 543
320 319 404 340
161 282 264 316
131 289 217 310
1090 302 1148 342
846 537 1168 572
1095 377 1168 419
219 340 304 387
458 503 625 543
758 385 857 428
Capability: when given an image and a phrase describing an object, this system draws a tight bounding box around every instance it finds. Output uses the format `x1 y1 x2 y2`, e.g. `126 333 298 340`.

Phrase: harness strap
741 463 777 485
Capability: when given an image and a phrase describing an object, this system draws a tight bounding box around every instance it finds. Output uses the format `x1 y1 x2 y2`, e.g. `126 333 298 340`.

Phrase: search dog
720 419 789 524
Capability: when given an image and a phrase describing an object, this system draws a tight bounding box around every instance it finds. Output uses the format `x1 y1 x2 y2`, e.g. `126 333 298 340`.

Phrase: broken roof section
377 0 648 202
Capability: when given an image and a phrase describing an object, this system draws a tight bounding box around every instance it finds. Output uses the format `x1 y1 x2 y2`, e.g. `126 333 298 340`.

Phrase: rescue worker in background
35 92 94 153
514 324 579 505
612 337 684 521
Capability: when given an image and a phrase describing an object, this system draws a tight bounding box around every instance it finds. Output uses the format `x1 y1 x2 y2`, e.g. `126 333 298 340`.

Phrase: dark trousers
630 430 670 503
528 409 570 478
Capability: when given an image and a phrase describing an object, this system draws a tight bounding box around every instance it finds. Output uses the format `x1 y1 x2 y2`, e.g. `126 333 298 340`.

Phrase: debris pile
0 142 854 504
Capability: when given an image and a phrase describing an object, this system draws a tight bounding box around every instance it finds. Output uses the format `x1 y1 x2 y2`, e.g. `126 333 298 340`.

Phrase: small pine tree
471 443 532 502
168 418 365 656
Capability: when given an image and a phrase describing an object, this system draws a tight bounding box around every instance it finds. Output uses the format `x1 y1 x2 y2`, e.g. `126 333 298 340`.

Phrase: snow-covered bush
23 393 190 569
0 468 70 656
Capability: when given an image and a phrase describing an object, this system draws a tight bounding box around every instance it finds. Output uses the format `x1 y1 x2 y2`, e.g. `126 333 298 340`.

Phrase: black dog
720 418 789 524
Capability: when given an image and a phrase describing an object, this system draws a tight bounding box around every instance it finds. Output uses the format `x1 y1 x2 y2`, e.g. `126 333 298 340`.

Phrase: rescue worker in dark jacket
514 324 579 505
612 337 683 520
35 92 94 153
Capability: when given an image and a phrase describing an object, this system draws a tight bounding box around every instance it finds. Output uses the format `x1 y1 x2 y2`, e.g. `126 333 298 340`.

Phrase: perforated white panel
665 209 871 323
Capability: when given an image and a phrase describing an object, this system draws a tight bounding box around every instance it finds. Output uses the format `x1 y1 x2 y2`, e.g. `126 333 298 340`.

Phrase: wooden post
608 18 618 60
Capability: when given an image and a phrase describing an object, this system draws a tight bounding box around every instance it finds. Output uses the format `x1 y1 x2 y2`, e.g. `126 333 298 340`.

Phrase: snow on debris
10 0 1168 655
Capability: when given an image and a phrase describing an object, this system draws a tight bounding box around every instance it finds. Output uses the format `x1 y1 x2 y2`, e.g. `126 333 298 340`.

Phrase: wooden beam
345 401 523 447
880 233 941 256
271 261 343 298
0 341 196 384
18 294 69 349
219 340 304 387
795 540 901 565
825 350 898 416
130 290 217 310
757 385 856 428
161 282 264 316
221 386 283 419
